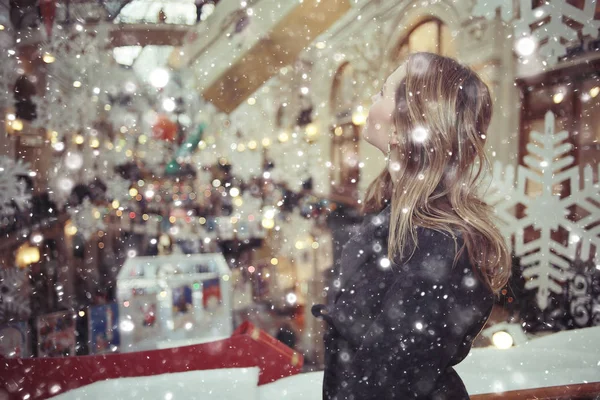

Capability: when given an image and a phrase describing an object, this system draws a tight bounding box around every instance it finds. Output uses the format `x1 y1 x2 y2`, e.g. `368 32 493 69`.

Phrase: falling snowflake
0 267 31 323
485 111 599 310
472 0 600 66
0 157 31 216
67 197 106 241
105 176 131 203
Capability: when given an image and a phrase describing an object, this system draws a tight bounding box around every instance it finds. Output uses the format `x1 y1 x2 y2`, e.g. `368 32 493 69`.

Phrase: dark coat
311 205 495 400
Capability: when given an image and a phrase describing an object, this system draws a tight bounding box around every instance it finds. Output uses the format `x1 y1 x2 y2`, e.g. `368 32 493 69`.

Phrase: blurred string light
278 131 289 143
492 331 514 349
42 52 55 63
16 243 40 268
10 119 23 131
552 90 565 104
305 123 318 141
590 86 599 98
286 292 297 305
352 105 368 125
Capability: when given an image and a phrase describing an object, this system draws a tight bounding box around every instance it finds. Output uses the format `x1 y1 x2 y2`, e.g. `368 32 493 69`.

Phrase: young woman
311 52 511 399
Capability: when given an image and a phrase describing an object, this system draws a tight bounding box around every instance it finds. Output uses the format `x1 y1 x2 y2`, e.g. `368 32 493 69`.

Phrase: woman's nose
371 94 377 103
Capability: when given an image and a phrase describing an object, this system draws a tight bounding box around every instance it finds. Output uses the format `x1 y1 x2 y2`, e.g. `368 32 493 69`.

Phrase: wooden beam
201 0 351 113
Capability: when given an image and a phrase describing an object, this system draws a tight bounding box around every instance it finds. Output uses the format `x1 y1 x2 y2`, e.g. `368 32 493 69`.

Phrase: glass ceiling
115 0 198 25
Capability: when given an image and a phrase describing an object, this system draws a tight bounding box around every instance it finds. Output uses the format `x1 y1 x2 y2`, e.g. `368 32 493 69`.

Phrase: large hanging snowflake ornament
0 157 31 216
105 176 131 203
473 0 600 66
45 24 109 84
0 267 31 323
31 81 84 137
67 198 106 241
0 50 17 108
485 112 599 310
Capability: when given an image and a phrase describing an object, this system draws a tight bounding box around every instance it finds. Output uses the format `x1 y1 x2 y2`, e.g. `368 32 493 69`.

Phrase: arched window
394 19 456 62
329 63 361 203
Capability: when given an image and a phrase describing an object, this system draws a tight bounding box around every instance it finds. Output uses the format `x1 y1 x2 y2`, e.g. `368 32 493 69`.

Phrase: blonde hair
362 52 510 294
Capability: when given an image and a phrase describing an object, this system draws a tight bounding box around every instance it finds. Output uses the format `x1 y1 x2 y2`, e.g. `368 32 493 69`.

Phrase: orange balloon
152 115 178 142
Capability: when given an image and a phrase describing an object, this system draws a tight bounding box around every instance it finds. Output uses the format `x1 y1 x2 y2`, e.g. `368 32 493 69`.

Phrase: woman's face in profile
363 64 406 153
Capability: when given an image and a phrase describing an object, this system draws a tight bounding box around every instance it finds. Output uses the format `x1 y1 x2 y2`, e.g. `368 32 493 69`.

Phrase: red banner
39 0 56 38
0 322 303 399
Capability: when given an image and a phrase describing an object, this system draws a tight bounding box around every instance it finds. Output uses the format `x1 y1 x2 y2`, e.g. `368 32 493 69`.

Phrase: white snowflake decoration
0 50 17 108
0 268 31 323
473 0 600 66
0 157 31 216
31 81 96 136
96 137 135 176
45 24 109 84
105 176 131 203
485 111 599 310
139 139 172 175
67 198 106 241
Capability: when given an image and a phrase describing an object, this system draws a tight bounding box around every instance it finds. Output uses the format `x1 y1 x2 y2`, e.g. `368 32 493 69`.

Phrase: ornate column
457 14 520 169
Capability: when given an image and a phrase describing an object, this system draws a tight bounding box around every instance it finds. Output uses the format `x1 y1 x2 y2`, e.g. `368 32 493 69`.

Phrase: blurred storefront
0 0 598 377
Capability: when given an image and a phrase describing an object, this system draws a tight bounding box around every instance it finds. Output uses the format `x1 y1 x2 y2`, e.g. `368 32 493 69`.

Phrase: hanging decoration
152 115 178 142
0 49 17 109
165 122 206 176
32 25 110 139
105 176 131 203
67 197 107 241
139 139 172 176
472 0 600 66
39 0 57 39
485 111 599 311
0 157 31 216
0 267 31 324
31 81 97 139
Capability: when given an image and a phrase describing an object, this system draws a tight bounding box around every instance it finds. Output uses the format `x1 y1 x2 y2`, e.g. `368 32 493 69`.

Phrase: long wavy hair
362 52 510 294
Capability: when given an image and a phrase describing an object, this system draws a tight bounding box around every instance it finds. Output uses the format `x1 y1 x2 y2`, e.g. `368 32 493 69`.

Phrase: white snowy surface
51 327 600 399
53 367 260 400
262 326 600 398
